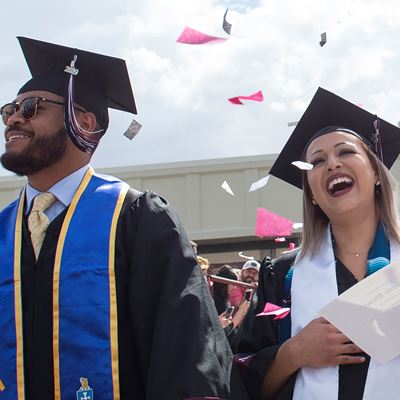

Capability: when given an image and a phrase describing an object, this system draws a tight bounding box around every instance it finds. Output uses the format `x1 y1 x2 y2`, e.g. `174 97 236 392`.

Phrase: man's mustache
5 124 33 137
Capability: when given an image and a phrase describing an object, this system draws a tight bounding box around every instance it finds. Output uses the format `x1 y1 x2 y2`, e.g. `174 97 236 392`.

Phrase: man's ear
78 111 98 133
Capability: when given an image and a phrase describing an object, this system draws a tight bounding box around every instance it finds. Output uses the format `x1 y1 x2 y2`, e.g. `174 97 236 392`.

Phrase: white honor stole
291 227 400 400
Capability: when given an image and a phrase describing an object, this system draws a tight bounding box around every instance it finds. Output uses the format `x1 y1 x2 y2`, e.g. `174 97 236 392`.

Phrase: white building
1 154 399 267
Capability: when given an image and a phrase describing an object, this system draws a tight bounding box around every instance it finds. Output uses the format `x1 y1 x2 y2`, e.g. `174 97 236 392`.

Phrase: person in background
229 260 260 308
213 265 239 315
232 88 400 400
0 36 242 400
197 255 210 276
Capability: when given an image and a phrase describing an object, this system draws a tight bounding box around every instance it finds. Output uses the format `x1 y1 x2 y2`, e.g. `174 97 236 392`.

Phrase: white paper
238 251 254 260
293 222 303 229
249 175 270 192
291 161 313 170
281 247 299 254
320 262 400 363
221 180 235 196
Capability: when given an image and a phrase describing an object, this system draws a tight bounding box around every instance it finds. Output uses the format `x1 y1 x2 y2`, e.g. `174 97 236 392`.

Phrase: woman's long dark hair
213 265 238 314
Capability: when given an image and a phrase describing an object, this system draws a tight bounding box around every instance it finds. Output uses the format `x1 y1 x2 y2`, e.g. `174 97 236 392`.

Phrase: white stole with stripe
291 227 400 399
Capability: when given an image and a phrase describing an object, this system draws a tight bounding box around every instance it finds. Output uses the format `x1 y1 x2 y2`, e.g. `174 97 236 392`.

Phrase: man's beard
244 275 258 284
1 127 68 176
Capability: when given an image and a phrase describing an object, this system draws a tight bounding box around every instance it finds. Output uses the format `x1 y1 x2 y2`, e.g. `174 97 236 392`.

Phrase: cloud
1 0 400 176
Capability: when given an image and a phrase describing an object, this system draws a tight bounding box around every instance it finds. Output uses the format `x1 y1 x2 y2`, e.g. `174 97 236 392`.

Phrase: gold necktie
28 192 57 259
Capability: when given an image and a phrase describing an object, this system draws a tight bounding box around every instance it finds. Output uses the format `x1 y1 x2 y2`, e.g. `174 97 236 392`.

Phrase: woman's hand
288 316 366 369
231 299 251 328
261 316 365 399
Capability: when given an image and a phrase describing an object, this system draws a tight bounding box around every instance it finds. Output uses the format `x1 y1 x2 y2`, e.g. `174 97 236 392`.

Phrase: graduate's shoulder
123 188 171 212
122 188 182 226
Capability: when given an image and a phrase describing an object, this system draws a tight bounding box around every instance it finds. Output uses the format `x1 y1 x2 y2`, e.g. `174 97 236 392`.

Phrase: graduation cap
17 36 137 152
269 87 400 189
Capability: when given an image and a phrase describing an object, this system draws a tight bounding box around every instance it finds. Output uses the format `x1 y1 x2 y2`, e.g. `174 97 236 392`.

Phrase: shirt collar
25 164 90 213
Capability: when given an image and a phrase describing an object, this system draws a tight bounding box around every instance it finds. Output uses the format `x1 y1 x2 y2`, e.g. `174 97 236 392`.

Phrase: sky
1 0 400 176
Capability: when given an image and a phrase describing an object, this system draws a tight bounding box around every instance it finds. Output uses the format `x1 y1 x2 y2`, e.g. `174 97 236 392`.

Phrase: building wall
1 154 399 265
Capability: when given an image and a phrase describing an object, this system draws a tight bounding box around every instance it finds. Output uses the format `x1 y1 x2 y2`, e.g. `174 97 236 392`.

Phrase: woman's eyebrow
309 141 356 157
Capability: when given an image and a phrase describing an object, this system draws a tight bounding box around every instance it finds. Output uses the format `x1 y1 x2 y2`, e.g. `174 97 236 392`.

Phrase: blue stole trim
0 198 24 399
366 222 390 275
0 171 128 399
57 173 126 399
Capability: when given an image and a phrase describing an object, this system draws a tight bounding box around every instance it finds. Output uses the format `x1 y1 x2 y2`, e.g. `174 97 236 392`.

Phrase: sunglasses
0 96 84 126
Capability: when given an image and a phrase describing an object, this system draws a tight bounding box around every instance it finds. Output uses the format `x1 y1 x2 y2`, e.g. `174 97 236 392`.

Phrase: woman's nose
327 154 341 171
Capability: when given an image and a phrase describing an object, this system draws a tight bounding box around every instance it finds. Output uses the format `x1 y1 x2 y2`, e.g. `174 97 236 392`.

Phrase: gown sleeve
231 254 297 400
119 190 247 400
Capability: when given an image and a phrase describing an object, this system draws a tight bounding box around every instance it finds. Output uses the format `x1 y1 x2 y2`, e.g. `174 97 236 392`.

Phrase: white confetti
249 175 270 192
221 180 235 196
238 251 254 260
291 161 313 170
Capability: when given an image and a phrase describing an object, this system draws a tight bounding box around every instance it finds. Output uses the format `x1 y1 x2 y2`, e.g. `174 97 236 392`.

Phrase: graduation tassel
64 55 103 153
373 118 383 163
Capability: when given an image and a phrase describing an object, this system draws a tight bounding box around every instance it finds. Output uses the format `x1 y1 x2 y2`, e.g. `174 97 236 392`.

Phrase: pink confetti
228 90 264 105
274 237 286 243
255 208 294 238
256 302 290 319
289 242 295 251
177 26 228 45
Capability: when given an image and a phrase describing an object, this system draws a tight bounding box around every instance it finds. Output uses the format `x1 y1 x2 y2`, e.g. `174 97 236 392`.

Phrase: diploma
319 261 400 363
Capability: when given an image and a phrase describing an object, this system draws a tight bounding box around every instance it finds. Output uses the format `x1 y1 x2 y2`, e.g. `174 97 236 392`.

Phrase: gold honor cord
14 190 25 399
52 167 94 400
109 183 129 399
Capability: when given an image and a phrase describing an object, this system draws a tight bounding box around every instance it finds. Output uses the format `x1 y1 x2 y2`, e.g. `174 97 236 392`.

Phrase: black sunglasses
0 96 85 126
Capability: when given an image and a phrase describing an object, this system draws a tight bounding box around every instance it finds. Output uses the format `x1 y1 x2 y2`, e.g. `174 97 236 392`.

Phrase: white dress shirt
25 164 90 223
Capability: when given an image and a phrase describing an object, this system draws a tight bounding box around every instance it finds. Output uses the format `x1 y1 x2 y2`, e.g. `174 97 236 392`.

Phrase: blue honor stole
0 167 129 399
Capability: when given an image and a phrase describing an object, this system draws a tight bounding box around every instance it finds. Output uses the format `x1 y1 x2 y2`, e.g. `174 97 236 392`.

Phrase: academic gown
20 189 246 400
231 252 370 400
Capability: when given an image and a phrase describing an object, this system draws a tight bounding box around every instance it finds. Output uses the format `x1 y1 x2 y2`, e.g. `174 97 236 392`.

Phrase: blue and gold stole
0 167 129 399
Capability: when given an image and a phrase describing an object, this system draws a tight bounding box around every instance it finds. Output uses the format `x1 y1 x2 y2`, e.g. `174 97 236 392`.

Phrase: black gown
20 189 245 400
231 252 370 400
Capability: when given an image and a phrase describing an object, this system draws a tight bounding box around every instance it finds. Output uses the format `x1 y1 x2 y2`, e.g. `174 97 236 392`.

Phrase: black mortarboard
17 36 137 152
269 87 400 189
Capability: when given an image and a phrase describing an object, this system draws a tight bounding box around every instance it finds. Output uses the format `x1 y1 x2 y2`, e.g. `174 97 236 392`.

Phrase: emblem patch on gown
0 379 4 391
76 377 94 400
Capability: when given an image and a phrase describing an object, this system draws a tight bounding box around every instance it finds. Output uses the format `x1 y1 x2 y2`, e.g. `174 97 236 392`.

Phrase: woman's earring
312 199 317 205
375 180 381 195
